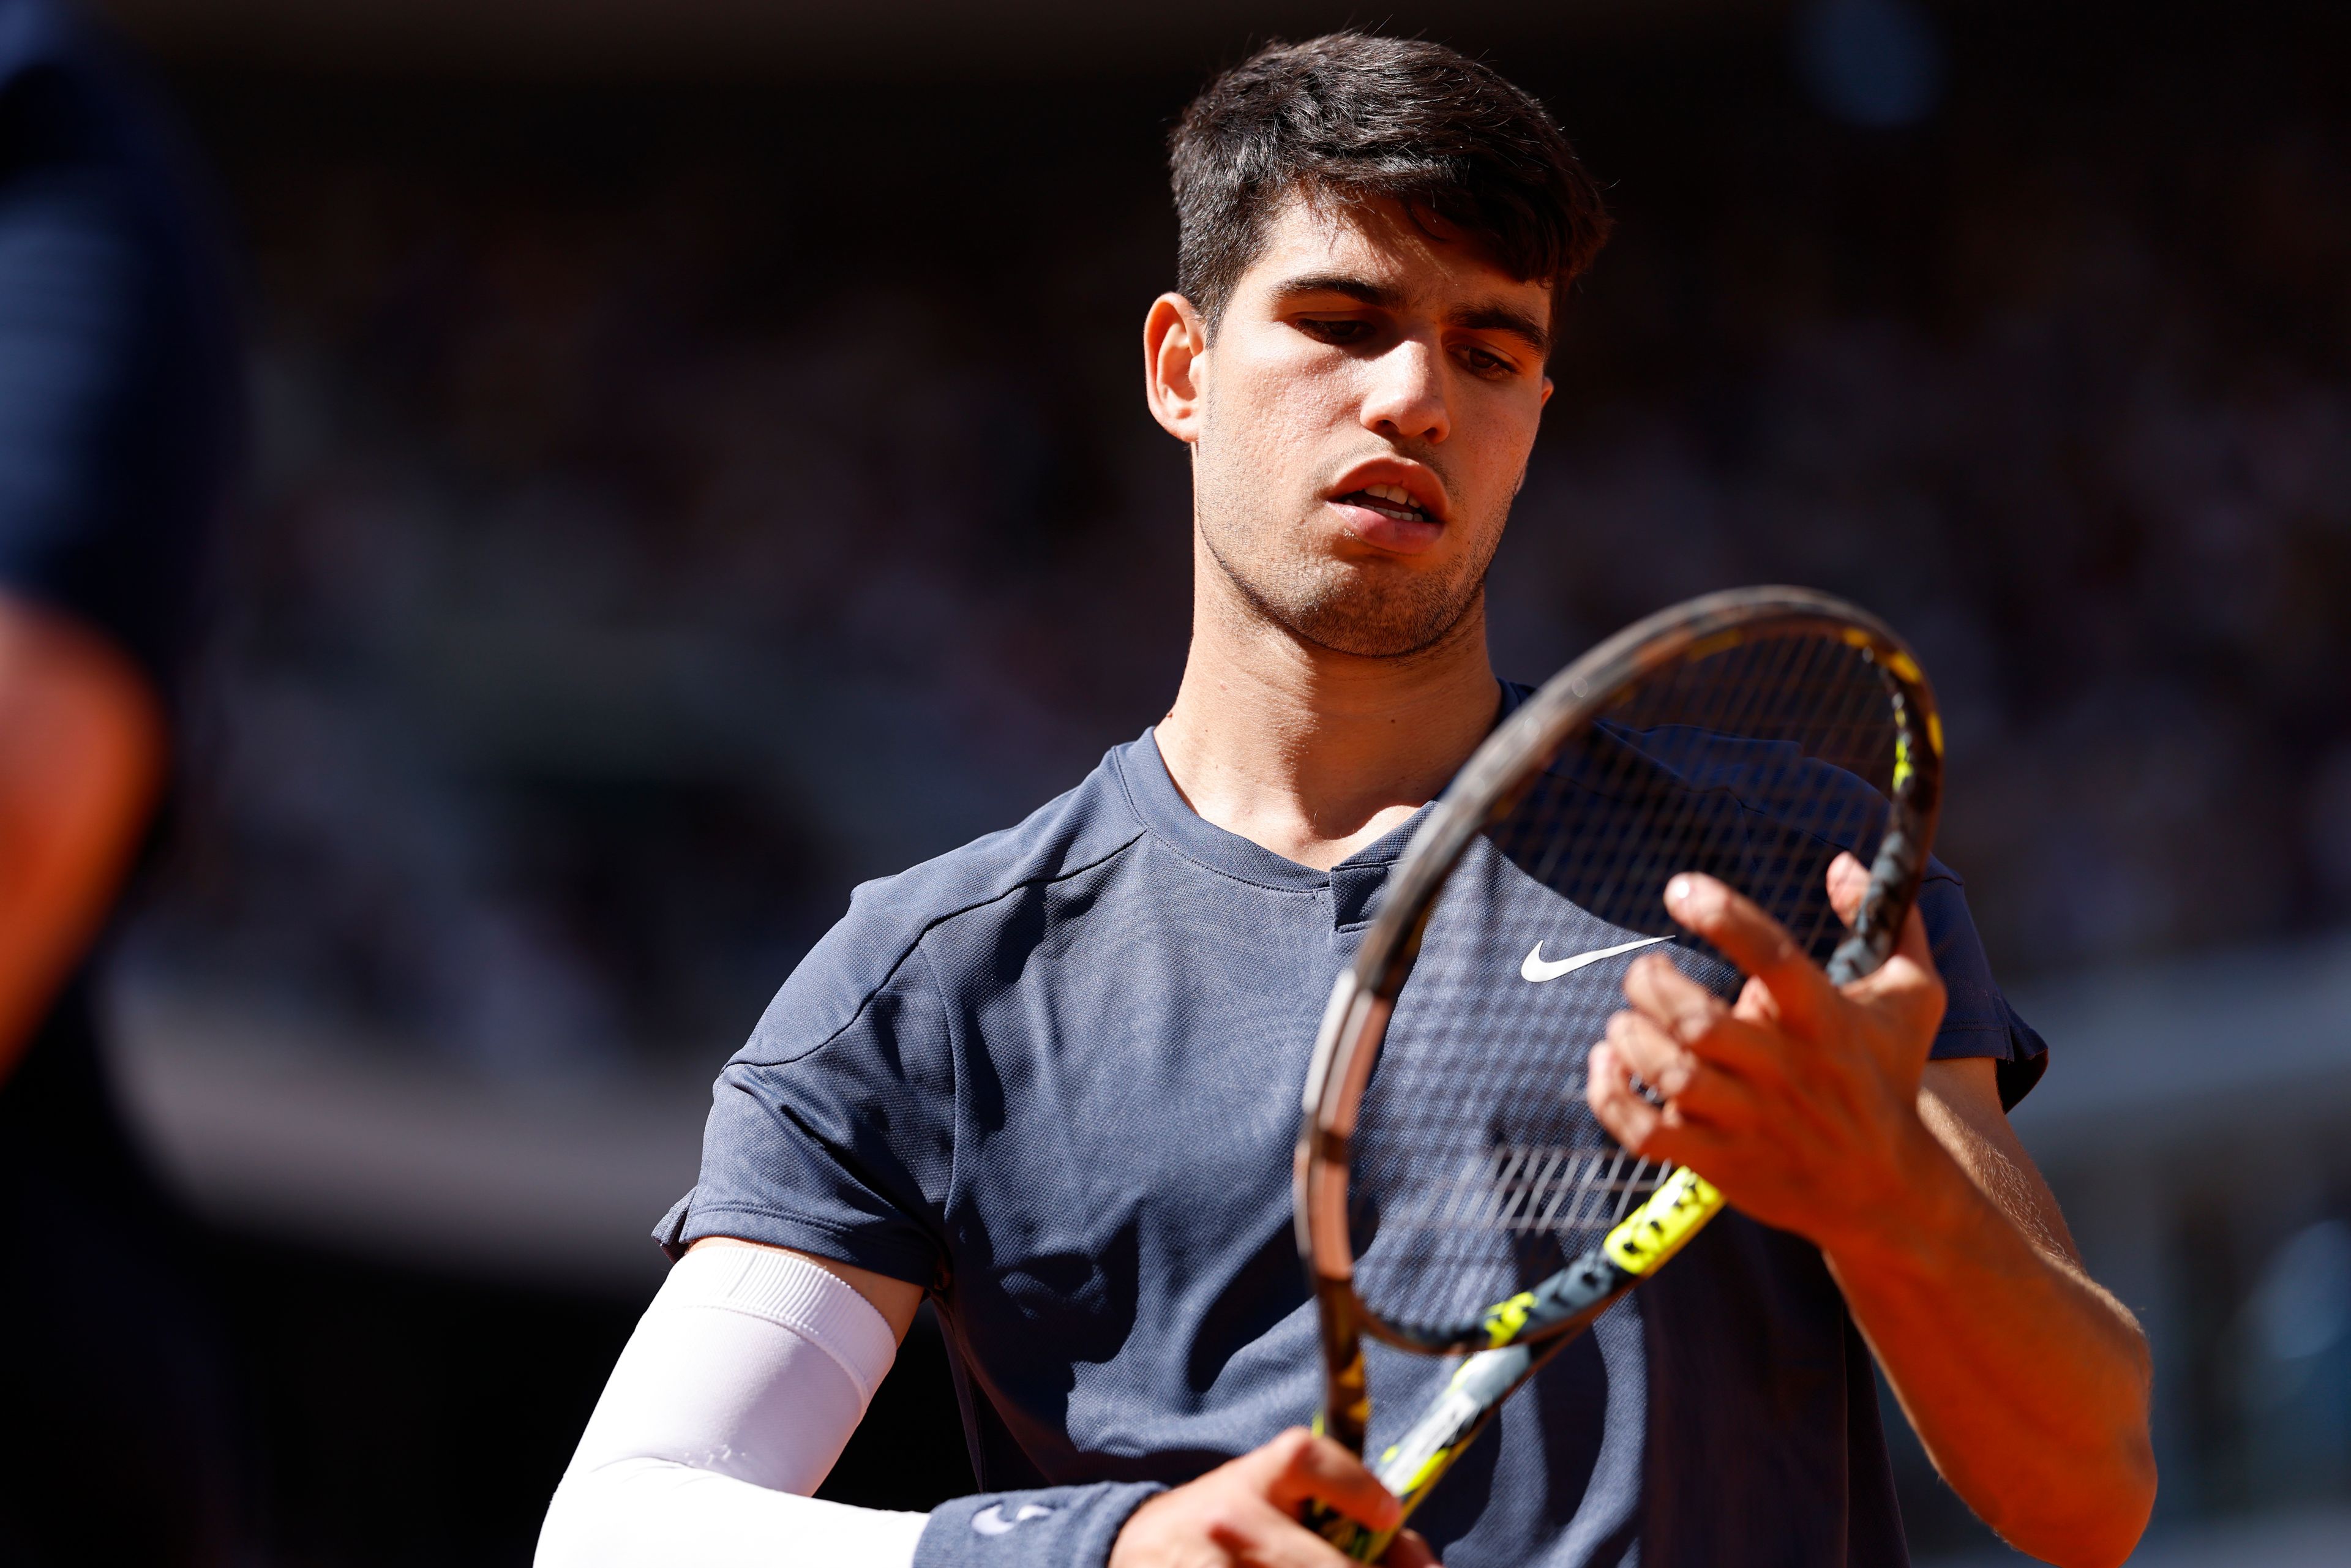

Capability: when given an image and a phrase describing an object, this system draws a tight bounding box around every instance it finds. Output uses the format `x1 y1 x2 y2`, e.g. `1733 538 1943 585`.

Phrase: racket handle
1305 1170 1725 1557
1301 1499 1375 1559
1307 1341 1547 1562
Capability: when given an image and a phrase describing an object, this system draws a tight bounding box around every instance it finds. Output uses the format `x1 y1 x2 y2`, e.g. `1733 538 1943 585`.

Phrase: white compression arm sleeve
535 1244 931 1568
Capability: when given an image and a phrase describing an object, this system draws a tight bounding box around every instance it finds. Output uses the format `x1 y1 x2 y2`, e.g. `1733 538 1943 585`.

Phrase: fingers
1381 1529 1442 1568
1619 954 1790 1084
1597 1007 1769 1130
1851 901 1946 1041
1585 1041 1663 1152
1111 1430 1402 1568
1826 851 1869 928
1660 874 1834 1031
1223 1504 1364 1568
1666 861 1941 1032
1249 1430 1402 1534
1621 948 1727 1034
1585 1040 1663 1144
1604 1006 1699 1097
1827 851 1938 978
1586 1041 1733 1168
1824 849 1946 1036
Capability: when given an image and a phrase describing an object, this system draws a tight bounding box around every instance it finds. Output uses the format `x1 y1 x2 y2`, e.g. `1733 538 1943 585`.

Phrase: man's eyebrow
1269 272 1406 310
1450 302 1551 358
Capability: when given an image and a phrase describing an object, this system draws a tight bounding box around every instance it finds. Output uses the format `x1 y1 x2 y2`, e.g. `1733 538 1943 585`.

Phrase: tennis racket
1292 585 1942 1559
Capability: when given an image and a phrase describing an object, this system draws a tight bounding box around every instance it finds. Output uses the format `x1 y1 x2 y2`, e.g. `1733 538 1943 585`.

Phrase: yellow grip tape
1602 1167 1723 1275
1480 1290 1537 1348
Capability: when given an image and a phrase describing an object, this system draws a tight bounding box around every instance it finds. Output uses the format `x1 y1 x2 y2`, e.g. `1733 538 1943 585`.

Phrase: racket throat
1374 1342 1537 1496
1313 1277 1373 1454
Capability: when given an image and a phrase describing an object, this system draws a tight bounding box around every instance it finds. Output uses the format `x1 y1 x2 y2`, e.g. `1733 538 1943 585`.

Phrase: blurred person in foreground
0 0 246 1562
539 34 2153 1568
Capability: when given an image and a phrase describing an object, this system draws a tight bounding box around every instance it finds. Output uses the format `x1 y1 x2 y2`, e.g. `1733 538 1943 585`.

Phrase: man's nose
1360 336 1450 445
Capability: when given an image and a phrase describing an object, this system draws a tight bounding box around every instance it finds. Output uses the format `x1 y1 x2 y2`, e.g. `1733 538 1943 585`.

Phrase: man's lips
1338 485 1429 523
1329 489 1444 555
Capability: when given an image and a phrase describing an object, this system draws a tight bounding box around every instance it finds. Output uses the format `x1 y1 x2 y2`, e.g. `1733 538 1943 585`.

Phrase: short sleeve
1915 869 2048 1109
656 932 956 1289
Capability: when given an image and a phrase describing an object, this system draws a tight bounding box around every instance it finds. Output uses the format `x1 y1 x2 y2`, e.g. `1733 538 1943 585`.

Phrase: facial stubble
1191 432 1510 661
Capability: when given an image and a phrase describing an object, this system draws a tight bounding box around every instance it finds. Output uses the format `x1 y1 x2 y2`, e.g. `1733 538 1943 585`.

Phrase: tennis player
537 34 2153 1568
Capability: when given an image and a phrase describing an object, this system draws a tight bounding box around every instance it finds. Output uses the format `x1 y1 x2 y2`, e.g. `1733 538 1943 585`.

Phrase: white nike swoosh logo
972 1503 1056 1536
1521 935 1670 983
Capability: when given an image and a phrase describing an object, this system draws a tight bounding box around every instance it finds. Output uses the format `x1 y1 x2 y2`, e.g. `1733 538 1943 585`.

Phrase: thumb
1824 851 1938 992
1826 851 1870 930
1853 899 1943 1033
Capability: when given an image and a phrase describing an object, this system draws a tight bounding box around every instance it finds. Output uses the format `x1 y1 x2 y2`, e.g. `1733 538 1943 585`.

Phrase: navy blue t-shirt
664 716 2046 1568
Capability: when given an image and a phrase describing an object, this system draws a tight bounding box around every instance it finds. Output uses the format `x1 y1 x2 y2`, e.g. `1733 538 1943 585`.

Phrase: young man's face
1153 190 1555 658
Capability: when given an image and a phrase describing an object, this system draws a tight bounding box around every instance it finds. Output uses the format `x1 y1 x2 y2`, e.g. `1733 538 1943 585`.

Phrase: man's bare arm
0 593 165 1082
1832 1057 2155 1567
1589 863 2154 1568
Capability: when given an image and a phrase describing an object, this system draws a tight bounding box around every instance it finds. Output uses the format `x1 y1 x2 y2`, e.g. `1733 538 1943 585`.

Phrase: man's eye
1297 318 1371 344
1464 347 1515 376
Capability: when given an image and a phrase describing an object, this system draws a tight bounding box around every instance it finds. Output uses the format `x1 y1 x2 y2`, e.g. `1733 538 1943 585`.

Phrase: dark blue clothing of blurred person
0 1 244 1562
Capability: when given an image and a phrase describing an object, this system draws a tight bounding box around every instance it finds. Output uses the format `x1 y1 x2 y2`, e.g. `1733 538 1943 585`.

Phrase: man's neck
1153 556 1501 873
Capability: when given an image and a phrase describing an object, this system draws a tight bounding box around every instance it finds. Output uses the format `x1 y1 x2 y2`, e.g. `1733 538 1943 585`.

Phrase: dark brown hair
1169 33 1612 329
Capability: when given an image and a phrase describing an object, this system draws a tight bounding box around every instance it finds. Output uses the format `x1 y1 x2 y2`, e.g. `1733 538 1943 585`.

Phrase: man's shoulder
736 737 1152 1067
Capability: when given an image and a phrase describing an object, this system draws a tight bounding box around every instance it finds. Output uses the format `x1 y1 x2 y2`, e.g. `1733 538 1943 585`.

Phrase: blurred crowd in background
119 1 2351 1085
2 0 2343 1562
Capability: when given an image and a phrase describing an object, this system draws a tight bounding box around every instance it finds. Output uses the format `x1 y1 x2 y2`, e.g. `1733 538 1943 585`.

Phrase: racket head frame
1292 585 1944 1454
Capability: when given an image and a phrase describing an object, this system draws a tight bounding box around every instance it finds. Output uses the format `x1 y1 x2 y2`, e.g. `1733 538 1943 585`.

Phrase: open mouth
1337 483 1430 523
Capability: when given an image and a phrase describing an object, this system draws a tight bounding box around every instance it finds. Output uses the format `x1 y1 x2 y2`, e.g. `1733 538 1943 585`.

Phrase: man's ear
1144 292 1209 444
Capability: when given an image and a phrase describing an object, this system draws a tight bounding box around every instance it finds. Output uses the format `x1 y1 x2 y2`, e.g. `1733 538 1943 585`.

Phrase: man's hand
1586 853 1948 1256
1108 1428 1438 1568
1588 855 2156 1568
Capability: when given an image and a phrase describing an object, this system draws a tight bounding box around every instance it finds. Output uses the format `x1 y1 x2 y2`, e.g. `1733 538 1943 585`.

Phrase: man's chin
1273 585 1483 660
1201 519 1485 658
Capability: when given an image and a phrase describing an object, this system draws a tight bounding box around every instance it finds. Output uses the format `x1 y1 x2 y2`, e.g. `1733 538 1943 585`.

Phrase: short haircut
1169 33 1612 329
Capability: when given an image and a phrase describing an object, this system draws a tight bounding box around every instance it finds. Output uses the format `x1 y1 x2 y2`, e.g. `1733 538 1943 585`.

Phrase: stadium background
72 0 2351 1562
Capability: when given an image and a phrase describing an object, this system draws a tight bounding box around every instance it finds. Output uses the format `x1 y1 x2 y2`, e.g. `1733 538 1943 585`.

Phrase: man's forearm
1593 879 2155 1566
1824 1101 2154 1568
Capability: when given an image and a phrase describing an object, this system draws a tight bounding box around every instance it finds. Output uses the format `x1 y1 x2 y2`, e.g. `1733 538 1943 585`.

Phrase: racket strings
1344 631 1905 1339
1390 1140 1664 1236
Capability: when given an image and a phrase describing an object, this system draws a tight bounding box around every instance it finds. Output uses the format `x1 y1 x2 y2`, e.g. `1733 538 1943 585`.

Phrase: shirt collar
1114 680 1523 890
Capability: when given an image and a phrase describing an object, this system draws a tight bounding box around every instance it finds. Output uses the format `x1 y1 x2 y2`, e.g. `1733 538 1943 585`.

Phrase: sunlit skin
1170 195 1553 661
701 189 2154 1568
1592 863 2156 1568
1146 192 1554 871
